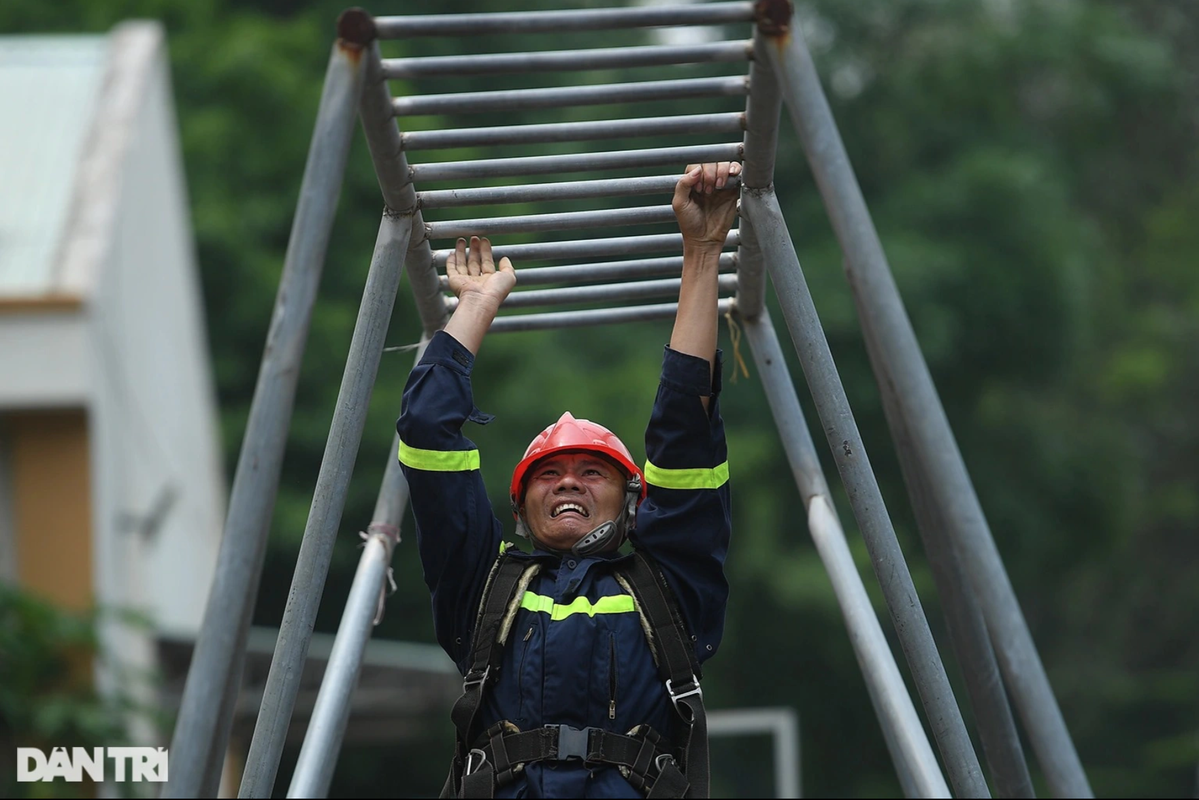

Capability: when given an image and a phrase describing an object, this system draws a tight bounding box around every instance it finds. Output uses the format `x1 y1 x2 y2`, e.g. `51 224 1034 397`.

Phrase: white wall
88 24 225 640
0 311 90 409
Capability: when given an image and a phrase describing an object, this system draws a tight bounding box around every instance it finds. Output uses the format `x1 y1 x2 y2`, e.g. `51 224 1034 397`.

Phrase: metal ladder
163 3 1092 798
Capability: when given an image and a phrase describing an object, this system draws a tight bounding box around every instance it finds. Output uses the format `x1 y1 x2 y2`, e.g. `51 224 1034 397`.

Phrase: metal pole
403 113 744 153
417 174 711 210
741 310 947 799
239 211 412 797
424 205 678 240
162 32 367 799
286 339 427 798
383 40 750 78
375 2 756 38
876 368 1035 798
410 142 743 183
449 275 738 311
394 76 747 116
432 230 740 266
760 3 1091 795
459 254 735 288
735 29 783 319
355 30 446 337
487 299 734 333
286 531 395 799
741 188 989 798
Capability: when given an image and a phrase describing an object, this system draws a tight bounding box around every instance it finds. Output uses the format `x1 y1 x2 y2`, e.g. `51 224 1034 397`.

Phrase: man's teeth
551 503 587 518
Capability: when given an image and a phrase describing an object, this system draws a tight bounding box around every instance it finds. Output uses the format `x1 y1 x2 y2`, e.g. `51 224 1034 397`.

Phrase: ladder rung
412 143 742 182
432 231 740 266
375 3 756 39
403 113 745 153
445 275 738 311
425 206 678 240
419 175 681 209
487 298 735 333
393 76 748 117
383 41 752 78
437 254 737 289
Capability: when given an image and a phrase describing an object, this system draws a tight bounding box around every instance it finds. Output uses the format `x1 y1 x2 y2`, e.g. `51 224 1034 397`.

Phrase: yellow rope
724 308 751 383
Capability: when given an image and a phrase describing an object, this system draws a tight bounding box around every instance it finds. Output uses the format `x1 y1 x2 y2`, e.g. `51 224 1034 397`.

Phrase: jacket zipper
517 625 534 720
608 634 617 720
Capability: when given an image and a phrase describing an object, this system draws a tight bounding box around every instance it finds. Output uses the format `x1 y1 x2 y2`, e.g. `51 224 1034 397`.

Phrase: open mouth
550 502 588 519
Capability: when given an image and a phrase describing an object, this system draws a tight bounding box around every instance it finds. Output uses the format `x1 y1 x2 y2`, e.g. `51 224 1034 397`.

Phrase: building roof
0 35 110 298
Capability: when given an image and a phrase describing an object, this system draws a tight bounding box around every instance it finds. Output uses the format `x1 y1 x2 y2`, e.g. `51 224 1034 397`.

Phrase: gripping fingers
450 237 468 276
467 235 483 276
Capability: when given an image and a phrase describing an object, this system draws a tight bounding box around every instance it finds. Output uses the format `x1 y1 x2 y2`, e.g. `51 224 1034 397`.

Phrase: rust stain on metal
337 7 377 54
755 0 792 38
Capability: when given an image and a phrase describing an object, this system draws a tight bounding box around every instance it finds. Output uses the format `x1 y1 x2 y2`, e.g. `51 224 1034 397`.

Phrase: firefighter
397 162 740 798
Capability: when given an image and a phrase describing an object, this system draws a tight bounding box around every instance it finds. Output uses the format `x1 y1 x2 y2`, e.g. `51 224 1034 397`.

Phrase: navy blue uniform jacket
397 331 732 798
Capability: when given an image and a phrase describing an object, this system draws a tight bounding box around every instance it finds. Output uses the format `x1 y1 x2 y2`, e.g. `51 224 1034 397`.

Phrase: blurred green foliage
3 0 1197 796
0 587 163 798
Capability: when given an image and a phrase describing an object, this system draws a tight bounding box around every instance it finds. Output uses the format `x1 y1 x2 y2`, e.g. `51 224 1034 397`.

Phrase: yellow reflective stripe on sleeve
643 459 729 490
519 591 636 621
398 440 480 472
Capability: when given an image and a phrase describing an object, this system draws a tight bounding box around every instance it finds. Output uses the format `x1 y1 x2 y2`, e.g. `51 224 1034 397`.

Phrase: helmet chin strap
571 474 642 558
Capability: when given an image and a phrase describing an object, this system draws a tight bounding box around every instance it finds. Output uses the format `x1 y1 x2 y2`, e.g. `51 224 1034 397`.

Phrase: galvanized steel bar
356 33 447 336
741 310 948 799
488 299 733 333
762 6 1091 796
419 175 681 209
285 343 426 799
742 187 989 798
445 275 737 311
438 254 737 288
432 230 740 266
412 143 743 183
375 2 756 38
164 34 366 800
239 212 412 799
393 76 748 117
885 408 1036 798
402 113 744 153
425 205 677 240
733 31 783 320
384 40 751 78
286 532 394 797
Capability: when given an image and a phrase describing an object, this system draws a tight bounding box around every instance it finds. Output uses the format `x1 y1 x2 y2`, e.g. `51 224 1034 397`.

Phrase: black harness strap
444 552 530 799
621 552 709 799
467 723 688 797
443 548 709 799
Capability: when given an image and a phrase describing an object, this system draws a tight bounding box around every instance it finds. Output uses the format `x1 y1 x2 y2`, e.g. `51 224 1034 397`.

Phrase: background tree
2 0 1196 796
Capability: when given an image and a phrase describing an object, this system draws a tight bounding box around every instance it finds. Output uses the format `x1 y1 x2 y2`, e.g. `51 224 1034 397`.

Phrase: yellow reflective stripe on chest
398 440 480 471
643 459 729 490
519 591 636 621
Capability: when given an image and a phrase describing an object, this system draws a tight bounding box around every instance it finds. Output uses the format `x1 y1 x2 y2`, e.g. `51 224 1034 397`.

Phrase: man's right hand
447 235 517 310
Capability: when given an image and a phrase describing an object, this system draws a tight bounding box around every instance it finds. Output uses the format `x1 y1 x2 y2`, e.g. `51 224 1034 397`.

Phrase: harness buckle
665 675 703 712
655 753 677 773
549 724 594 762
464 748 487 776
462 665 491 692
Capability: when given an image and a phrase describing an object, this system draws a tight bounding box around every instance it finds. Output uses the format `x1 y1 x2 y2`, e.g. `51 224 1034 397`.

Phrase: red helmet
509 412 646 516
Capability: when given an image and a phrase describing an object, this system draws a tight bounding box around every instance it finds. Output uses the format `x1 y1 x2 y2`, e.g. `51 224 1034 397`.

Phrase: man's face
520 451 627 552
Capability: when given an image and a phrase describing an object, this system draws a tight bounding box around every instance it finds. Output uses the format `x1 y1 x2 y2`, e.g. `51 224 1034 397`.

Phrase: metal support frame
287 341 428 799
740 310 947 798
741 188 987 798
761 4 1090 796
165 2 1091 798
163 34 367 800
